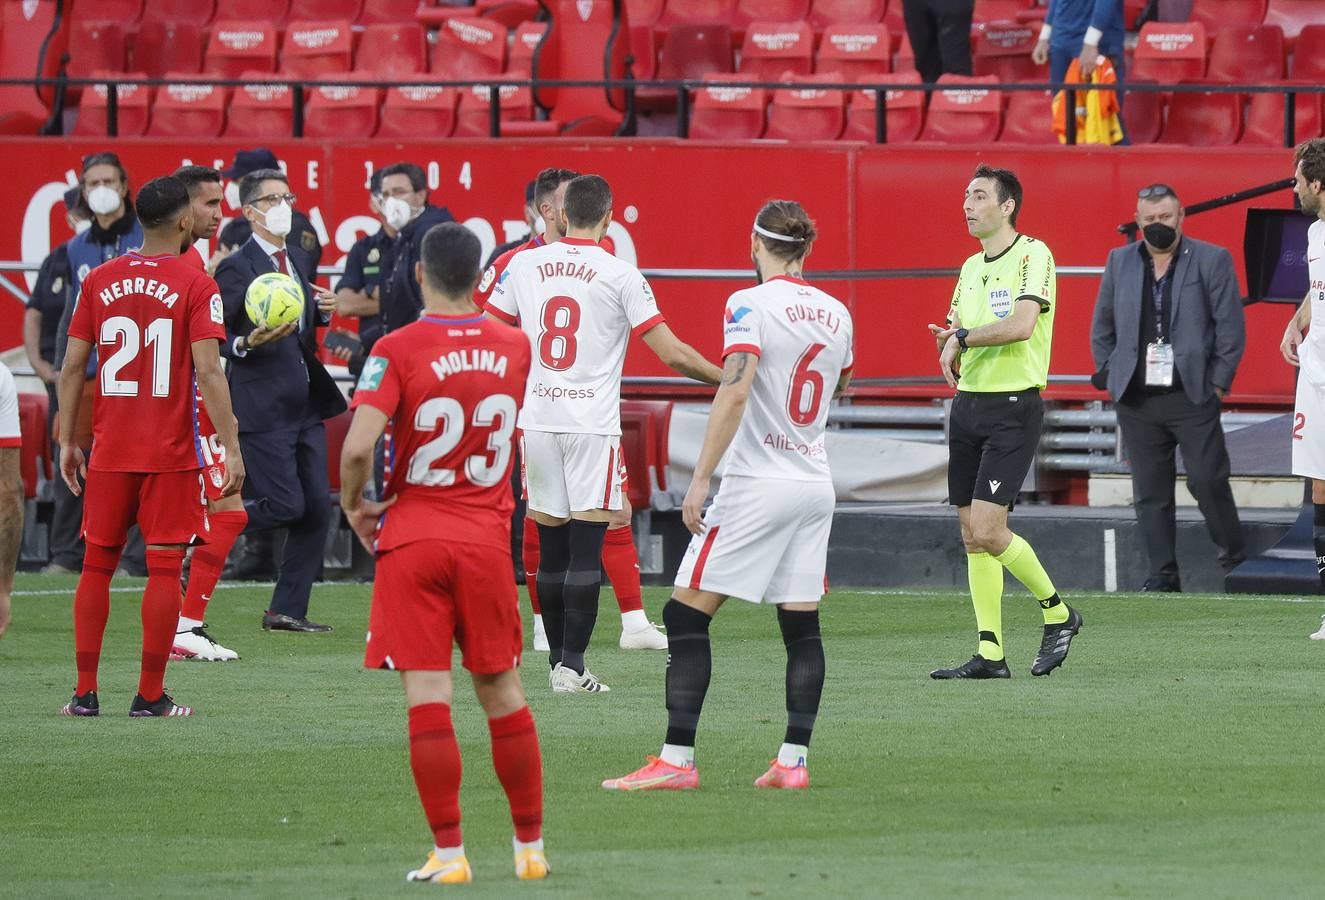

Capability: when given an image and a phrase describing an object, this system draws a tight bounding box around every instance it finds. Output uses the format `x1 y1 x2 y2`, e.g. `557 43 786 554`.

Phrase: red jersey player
479 167 667 655
340 222 547 884
170 165 246 662
57 175 243 718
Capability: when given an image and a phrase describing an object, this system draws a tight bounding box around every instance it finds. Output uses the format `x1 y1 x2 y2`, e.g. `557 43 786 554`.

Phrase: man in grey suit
1090 184 1246 591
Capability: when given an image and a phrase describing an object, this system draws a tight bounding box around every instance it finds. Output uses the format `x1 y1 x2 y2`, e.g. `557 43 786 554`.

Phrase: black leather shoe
1140 577 1181 593
262 612 333 633
930 654 1011 680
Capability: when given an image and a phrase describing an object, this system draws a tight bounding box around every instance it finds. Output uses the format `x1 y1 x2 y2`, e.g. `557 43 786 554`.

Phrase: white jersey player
487 174 720 693
603 200 853 794
0 361 21 639
1280 138 1325 640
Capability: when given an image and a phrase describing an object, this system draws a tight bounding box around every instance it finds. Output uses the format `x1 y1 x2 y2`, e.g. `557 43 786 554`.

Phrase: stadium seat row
65 0 423 27
1133 20 1325 82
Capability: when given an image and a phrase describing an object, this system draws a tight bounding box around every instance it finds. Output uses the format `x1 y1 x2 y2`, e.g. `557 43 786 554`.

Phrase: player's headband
753 222 805 243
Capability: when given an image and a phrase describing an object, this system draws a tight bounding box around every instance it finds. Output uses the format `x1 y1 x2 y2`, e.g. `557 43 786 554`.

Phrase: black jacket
380 204 455 333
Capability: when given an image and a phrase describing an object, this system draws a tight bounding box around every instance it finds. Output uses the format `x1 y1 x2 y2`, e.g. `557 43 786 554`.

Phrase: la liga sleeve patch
210 294 224 324
357 355 388 392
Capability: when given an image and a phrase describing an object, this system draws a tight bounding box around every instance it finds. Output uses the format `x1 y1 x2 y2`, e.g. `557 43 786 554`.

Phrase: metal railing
5 75 1321 147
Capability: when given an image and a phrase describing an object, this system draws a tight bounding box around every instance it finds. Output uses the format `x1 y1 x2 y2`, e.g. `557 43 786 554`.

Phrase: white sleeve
722 293 763 358
486 260 522 325
623 271 665 336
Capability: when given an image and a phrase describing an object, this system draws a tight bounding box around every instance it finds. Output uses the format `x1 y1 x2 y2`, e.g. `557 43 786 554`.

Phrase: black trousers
1115 390 1246 580
240 418 331 619
902 0 974 83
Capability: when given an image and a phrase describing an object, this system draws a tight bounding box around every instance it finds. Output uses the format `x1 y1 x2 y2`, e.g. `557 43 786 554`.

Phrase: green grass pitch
3 574 1324 899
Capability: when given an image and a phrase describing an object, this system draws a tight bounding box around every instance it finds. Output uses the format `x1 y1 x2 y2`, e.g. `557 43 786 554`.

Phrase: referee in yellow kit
927 164 1082 680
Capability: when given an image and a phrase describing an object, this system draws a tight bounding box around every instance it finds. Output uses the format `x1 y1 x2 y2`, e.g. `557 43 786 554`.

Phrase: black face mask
1143 222 1178 251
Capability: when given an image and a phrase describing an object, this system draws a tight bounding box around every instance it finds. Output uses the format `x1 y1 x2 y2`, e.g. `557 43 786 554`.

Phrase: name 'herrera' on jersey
430 348 510 382
96 276 182 309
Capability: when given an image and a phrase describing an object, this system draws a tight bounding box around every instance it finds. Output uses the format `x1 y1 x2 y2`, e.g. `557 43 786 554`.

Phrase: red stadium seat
972 0 1032 23
1159 83 1242 145
1206 25 1285 83
972 21 1043 82
378 80 458 138
474 0 542 29
72 72 152 137
289 0 362 19
1120 78 1163 144
919 74 1001 143
1264 0 1318 47
619 400 673 507
997 89 1055 144
205 21 279 77
146 76 228 137
658 0 738 34
533 0 628 133
215 0 291 24
305 82 381 138
454 80 545 136
639 24 735 109
430 17 508 78
324 410 353 496
842 70 923 142
1290 25 1325 80
1188 0 1268 29
766 75 847 140
1239 86 1322 146
17 393 50 501
132 21 205 77
815 24 891 79
509 21 549 75
1133 21 1207 82
734 0 811 35
360 0 419 23
93 0 145 20
224 74 294 137
355 23 427 77
739 21 814 81
689 73 767 139
141 0 216 25
0 0 66 133
67 22 128 95
809 0 886 30
281 20 354 77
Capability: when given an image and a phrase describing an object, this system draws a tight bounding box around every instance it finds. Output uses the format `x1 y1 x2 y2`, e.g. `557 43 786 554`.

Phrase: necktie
273 247 287 275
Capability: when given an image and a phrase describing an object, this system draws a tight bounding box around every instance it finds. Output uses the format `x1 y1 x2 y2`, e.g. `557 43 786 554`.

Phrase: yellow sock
967 551 1004 660
995 535 1069 625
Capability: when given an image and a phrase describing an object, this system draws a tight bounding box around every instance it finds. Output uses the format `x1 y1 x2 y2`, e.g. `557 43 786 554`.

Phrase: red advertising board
0 139 1302 403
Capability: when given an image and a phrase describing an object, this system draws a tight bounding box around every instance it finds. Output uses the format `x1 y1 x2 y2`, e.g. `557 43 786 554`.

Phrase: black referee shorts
947 388 1043 509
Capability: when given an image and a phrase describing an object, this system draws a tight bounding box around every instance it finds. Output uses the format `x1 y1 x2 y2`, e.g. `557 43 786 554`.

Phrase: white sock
435 843 465 862
513 836 544 853
659 743 694 767
532 614 545 633
777 743 808 768
620 609 649 632
177 616 203 633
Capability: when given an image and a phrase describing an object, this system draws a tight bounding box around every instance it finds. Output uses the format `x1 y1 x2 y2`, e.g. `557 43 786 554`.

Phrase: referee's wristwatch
955 328 970 351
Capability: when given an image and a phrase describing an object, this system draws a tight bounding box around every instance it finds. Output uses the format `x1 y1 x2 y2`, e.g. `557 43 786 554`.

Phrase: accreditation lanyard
1143 252 1175 387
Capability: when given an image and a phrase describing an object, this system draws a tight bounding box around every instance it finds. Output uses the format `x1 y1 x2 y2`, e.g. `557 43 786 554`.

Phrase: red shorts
365 539 522 674
82 468 209 547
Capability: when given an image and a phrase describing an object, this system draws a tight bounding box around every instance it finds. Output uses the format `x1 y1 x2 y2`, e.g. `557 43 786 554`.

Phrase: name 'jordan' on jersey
1300 219 1325 388
351 312 532 553
487 237 664 436
67 251 227 473
721 275 854 482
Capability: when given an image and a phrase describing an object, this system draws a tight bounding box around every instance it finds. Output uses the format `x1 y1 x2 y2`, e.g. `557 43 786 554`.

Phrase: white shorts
1293 375 1325 480
522 429 623 518
673 475 835 604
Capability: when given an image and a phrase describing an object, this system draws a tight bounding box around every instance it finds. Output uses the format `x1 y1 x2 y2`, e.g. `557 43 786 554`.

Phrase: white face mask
260 201 293 238
86 185 120 216
382 195 415 231
73 218 92 235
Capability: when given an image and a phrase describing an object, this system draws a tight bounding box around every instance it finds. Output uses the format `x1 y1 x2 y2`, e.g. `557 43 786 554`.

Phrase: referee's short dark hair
419 222 482 296
136 176 191 229
563 174 612 229
973 164 1023 228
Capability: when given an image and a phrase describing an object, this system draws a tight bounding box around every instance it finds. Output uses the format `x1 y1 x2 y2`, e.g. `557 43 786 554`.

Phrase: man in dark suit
377 162 455 334
1091 183 1246 591
217 148 323 274
216 168 347 632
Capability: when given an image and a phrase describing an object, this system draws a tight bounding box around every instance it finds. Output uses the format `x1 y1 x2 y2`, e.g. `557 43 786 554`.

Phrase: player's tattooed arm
723 350 753 386
641 324 723 385
683 351 759 534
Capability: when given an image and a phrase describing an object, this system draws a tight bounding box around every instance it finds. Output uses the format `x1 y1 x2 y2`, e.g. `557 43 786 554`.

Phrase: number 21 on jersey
100 316 173 398
406 393 518 487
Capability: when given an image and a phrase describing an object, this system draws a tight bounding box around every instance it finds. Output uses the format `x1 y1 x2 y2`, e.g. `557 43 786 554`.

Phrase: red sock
138 548 184 702
74 543 122 695
408 702 463 848
181 509 247 621
602 525 643 614
488 706 543 843
522 518 541 615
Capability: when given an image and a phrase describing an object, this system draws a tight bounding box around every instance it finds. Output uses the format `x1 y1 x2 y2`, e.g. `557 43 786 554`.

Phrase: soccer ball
244 272 305 330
